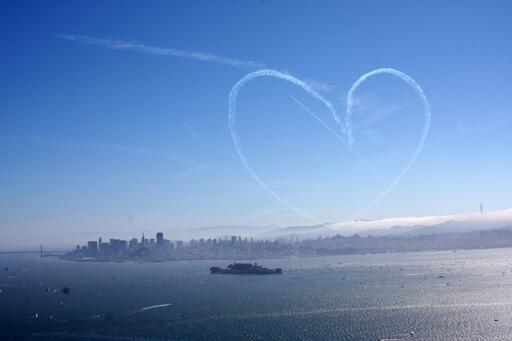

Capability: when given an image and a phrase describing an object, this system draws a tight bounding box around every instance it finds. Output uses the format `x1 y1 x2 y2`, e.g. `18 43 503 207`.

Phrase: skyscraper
156 232 164 248
87 241 98 254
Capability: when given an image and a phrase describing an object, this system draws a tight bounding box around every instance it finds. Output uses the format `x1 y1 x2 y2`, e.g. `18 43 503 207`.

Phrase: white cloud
325 208 512 234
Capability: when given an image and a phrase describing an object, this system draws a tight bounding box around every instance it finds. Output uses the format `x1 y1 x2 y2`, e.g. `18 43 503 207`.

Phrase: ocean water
2 248 512 340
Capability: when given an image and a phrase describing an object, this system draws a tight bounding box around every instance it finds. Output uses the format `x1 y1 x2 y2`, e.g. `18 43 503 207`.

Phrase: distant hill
260 208 512 239
53 209 512 248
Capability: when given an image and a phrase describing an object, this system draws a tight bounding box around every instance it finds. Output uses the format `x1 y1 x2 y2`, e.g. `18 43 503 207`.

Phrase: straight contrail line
287 94 375 175
59 34 335 93
59 34 266 69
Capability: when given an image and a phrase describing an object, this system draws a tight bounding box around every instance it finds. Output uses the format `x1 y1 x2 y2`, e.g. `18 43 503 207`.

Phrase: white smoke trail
287 95 350 149
346 68 431 218
229 69 349 223
229 68 430 223
60 34 266 69
60 34 336 93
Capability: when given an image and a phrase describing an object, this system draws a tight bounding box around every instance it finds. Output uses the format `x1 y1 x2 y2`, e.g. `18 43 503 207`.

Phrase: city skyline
63 230 290 262
18 206 512 253
55 222 512 263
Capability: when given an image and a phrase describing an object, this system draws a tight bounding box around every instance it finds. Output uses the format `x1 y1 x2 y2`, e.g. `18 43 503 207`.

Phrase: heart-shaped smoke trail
228 69 341 223
228 68 431 222
346 68 431 218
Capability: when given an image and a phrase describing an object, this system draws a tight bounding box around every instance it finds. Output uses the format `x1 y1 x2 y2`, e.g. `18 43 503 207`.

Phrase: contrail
229 68 430 222
287 95 350 148
59 34 336 93
228 69 348 223
287 94 375 174
347 68 431 219
59 34 266 69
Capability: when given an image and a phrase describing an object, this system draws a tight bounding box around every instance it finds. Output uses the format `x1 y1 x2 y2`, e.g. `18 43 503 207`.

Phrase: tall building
99 242 109 252
129 238 138 249
109 239 127 253
162 239 170 253
88 241 98 254
156 232 164 248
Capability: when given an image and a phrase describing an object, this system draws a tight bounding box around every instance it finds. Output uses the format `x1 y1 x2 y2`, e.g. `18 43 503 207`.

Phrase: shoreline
57 245 512 263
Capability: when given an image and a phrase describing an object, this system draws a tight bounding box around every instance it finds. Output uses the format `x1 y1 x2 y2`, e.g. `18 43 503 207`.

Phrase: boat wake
136 303 172 313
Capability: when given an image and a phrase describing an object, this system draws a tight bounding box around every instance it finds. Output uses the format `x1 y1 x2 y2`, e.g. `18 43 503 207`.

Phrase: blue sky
1 1 512 247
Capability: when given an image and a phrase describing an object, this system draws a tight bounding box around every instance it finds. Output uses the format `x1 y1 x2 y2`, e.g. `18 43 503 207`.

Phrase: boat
210 263 282 275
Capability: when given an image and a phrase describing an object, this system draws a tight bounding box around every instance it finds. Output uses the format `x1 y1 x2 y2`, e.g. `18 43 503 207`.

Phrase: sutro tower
480 202 484 215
